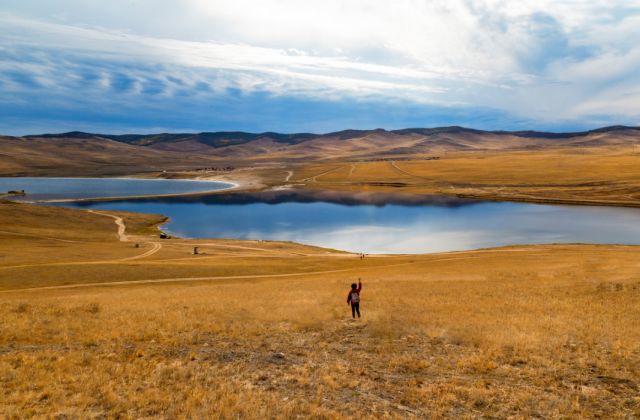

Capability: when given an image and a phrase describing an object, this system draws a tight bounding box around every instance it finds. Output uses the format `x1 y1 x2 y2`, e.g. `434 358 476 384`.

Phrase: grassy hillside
2 125 639 176
0 136 231 177
2 126 640 208
281 147 640 206
1 202 639 417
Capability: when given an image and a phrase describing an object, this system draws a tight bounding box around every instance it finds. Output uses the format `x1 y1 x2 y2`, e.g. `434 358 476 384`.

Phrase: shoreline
1 178 241 204
5 172 638 227
57 188 640 256
454 193 640 209
4 190 640 256
52 186 640 210
4 180 639 210
39 182 239 203
3 173 640 209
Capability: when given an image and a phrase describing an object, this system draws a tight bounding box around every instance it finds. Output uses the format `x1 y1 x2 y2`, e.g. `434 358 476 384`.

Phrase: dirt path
177 241 344 257
0 211 163 270
0 241 164 270
348 163 357 178
299 166 347 183
119 242 162 261
88 210 128 241
0 260 425 293
389 161 437 183
89 210 162 258
80 209 163 260
0 247 574 293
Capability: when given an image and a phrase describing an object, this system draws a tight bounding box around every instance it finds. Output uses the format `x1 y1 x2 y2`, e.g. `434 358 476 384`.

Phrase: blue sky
1 0 640 135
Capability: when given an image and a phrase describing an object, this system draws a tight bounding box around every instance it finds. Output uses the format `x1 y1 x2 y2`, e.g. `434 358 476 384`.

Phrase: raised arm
357 279 362 293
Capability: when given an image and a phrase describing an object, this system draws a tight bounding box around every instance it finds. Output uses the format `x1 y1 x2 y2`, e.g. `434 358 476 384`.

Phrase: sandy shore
17 179 242 204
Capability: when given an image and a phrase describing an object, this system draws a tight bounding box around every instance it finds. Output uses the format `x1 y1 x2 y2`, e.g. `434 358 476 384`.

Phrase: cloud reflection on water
66 198 640 254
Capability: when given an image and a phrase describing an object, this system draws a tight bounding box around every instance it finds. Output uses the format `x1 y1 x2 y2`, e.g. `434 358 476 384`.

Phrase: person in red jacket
347 278 363 318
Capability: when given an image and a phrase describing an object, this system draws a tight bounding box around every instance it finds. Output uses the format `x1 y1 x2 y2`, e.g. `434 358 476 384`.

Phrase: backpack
350 291 360 304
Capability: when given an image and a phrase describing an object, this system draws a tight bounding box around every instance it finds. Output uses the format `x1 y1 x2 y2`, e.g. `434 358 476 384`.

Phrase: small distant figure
360 253 365 260
193 246 199 255
347 279 363 318
134 243 140 248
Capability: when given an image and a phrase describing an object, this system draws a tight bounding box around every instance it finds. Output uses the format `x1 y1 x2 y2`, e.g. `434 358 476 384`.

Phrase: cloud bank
1 0 639 134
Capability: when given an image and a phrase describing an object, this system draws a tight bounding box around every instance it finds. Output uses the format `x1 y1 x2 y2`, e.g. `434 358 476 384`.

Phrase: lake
3 177 639 254
0 177 233 201
64 198 640 254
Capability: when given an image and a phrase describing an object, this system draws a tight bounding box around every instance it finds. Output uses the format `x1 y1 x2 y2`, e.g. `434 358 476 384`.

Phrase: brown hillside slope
2 128 640 206
2 127 639 176
0 202 639 417
0 136 221 177
285 147 640 206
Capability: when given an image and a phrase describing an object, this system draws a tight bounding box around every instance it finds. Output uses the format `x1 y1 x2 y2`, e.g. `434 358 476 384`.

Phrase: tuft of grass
13 303 29 313
83 303 101 314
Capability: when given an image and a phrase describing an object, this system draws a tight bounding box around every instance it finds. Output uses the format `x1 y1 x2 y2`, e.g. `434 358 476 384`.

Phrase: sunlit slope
2 127 639 206
0 136 223 177
1 202 639 417
2 126 639 176
284 147 640 205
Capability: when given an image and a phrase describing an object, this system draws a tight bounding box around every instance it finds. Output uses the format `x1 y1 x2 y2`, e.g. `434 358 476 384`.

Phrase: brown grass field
1 201 640 418
1 128 640 417
278 147 640 207
3 129 640 208
114 146 640 209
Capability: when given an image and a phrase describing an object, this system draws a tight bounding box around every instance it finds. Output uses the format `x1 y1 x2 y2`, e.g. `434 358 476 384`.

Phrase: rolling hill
1 125 639 177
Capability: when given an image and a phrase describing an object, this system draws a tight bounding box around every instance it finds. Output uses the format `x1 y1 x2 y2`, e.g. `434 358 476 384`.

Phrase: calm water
4 177 639 253
0 177 232 201
63 197 640 254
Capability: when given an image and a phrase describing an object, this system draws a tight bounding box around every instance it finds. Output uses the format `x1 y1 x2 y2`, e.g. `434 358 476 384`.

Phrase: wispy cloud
0 0 639 133
0 15 465 101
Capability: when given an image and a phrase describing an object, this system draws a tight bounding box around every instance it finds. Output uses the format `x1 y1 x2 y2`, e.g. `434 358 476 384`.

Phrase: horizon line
12 124 640 138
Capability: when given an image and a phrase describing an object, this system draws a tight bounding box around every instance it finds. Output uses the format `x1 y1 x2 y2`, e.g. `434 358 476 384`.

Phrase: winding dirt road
0 210 164 270
0 247 563 293
88 210 128 241
86 210 164 261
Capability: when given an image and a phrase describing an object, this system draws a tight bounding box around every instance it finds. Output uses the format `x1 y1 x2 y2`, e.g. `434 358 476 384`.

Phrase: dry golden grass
288 164 345 183
1 202 639 417
0 201 166 268
4 130 640 208
283 147 640 206
0 136 232 177
316 162 413 184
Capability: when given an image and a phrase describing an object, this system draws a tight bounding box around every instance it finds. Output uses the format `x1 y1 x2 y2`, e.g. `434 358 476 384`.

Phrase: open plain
4 0 640 417
1 127 640 417
1 201 639 418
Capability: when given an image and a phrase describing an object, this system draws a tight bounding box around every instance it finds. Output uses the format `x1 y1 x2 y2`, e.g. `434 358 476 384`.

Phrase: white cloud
1 0 640 125
0 14 488 104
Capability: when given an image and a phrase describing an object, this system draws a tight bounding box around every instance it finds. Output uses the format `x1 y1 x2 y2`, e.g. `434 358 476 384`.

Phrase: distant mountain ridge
23 125 640 149
4 124 640 177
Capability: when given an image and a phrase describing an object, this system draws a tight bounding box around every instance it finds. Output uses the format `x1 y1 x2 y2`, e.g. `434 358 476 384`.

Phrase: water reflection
0 177 232 201
63 197 640 254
